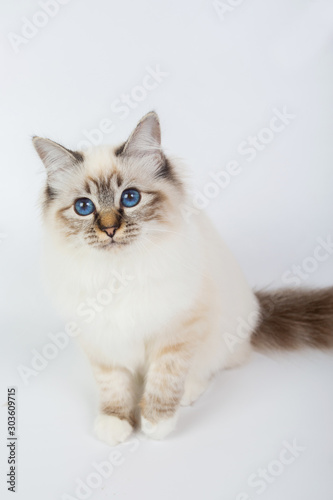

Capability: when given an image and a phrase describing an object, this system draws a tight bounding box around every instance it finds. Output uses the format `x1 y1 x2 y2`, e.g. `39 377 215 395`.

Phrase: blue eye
121 189 141 208
74 198 95 216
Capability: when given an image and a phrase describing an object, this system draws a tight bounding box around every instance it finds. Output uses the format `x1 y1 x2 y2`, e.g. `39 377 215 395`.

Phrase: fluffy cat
33 112 333 445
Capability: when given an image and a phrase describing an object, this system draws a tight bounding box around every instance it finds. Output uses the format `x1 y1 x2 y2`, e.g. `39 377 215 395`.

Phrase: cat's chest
76 266 195 333
73 265 198 367
60 246 199 339
47 232 202 365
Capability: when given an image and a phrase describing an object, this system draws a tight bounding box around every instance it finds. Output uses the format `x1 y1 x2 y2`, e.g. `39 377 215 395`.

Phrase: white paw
180 379 208 406
141 414 178 440
94 414 133 446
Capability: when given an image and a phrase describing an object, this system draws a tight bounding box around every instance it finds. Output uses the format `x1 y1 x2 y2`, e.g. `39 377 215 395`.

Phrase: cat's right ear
32 137 83 177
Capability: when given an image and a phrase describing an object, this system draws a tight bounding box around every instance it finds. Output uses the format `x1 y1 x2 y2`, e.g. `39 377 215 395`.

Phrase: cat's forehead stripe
86 176 100 190
84 180 91 194
116 172 123 187
85 173 123 205
86 172 122 189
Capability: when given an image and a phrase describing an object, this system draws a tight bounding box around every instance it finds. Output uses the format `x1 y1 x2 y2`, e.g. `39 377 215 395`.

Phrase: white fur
43 207 258 371
141 415 178 440
41 143 260 443
180 377 210 406
94 414 133 446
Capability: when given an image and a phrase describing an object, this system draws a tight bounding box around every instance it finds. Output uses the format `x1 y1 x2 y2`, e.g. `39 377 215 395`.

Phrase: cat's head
33 112 184 252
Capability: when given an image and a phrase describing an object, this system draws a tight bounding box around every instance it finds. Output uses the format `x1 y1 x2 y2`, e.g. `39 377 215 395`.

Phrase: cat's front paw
94 414 133 446
141 414 178 440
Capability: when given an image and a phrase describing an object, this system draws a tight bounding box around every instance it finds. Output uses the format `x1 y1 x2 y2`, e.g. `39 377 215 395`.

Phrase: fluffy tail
251 287 333 350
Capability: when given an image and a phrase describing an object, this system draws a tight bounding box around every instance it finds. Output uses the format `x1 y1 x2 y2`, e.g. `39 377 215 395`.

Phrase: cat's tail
251 287 333 350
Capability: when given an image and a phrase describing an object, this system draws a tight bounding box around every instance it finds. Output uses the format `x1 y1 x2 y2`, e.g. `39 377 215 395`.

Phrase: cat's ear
32 137 83 176
121 111 162 158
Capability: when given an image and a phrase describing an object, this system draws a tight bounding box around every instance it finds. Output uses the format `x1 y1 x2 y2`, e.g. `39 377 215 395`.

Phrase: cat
33 111 333 446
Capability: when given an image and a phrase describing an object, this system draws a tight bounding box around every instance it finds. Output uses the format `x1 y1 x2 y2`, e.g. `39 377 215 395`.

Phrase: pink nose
102 226 119 238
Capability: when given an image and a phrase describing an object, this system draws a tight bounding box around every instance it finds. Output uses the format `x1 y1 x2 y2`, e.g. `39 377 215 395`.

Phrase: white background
1 0 333 499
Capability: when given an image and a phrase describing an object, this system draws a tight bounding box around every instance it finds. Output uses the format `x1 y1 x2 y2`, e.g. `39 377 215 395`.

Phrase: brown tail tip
251 287 333 351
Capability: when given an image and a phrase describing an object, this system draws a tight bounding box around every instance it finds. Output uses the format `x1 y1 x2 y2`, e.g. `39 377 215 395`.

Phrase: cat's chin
94 239 133 252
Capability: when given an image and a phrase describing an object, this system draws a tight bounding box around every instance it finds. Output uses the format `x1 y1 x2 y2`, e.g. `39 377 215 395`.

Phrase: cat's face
33 112 184 252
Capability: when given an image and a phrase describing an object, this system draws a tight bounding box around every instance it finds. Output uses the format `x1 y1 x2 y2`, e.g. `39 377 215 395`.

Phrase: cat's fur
33 112 333 445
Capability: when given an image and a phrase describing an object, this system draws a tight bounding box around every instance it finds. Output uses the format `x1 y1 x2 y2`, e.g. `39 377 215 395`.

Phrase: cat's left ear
120 111 162 160
32 137 83 177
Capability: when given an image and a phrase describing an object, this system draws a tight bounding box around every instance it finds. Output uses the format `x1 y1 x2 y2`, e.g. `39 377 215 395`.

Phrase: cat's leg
92 364 137 446
179 318 254 406
140 292 218 439
140 341 195 440
179 339 252 406
180 375 210 406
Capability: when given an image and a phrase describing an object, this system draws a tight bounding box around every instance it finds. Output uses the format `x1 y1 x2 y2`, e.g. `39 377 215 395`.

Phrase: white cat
33 112 333 445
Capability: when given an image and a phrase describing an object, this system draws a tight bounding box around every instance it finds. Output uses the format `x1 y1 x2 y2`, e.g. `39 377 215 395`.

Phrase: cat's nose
102 225 119 238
